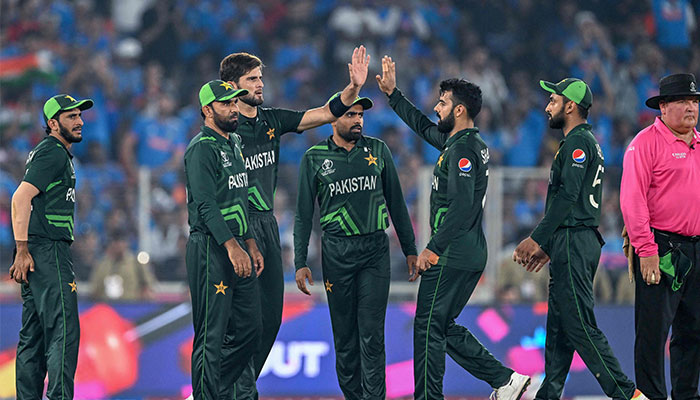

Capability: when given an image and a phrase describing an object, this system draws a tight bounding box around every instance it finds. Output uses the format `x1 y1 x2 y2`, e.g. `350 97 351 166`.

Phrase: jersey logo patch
481 148 489 164
220 150 232 167
321 159 335 176
458 158 472 172
572 149 586 163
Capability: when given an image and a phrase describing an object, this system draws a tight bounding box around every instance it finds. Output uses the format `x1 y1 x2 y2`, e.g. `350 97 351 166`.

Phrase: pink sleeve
620 134 658 257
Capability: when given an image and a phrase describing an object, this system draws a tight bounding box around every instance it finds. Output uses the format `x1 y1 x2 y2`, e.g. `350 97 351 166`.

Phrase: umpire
184 80 263 400
513 78 638 399
294 93 417 400
10 94 92 399
620 73 700 399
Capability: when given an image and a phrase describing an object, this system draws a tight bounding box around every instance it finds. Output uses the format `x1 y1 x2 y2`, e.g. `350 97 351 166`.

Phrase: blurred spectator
650 0 696 66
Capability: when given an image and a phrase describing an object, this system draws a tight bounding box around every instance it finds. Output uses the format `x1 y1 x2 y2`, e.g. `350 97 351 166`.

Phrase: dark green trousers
414 264 512 400
321 231 390 400
234 211 284 400
535 227 635 400
16 240 79 400
186 233 262 400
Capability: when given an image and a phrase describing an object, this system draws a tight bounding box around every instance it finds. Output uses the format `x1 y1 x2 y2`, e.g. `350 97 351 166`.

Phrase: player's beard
338 123 362 142
240 93 263 107
548 107 566 129
213 109 239 133
58 121 83 143
437 107 456 133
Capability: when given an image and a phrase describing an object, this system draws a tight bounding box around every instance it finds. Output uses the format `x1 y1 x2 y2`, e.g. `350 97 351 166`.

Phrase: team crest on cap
458 158 472 172
572 149 586 163
691 82 696 93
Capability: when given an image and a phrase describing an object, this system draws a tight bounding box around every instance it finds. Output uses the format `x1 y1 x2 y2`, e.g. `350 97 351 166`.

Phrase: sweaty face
335 104 364 142
434 92 456 134
235 67 264 106
210 99 240 132
660 97 700 134
545 94 566 129
56 110 84 143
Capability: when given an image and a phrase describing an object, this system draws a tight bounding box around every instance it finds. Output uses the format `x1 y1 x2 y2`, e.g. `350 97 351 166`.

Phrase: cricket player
184 80 264 400
11 94 93 399
513 78 641 399
294 94 418 400
219 46 369 398
376 56 530 400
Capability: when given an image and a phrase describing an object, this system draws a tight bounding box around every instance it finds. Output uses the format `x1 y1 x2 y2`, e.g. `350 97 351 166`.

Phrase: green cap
540 78 592 109
326 92 373 110
199 80 248 107
43 94 94 122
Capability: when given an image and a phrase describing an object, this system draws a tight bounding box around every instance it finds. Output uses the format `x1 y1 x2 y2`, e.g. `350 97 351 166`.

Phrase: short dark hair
439 78 482 120
219 52 264 83
576 103 589 119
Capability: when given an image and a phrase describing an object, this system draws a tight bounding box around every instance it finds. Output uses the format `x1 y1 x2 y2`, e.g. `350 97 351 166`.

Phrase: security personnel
376 56 529 400
294 94 417 400
10 94 93 399
219 47 369 398
513 78 639 399
184 80 264 400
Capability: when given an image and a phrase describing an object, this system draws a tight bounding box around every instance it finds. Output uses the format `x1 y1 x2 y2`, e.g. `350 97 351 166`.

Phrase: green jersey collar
565 123 592 138
444 127 479 148
48 135 73 159
200 125 232 144
327 134 368 152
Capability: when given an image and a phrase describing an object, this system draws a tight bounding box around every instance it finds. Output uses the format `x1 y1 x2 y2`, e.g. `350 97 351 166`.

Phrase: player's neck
448 118 474 138
50 132 72 150
563 117 586 137
238 101 257 119
205 120 229 140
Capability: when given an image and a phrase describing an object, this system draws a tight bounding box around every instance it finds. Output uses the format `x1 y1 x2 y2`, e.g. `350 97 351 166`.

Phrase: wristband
328 95 351 118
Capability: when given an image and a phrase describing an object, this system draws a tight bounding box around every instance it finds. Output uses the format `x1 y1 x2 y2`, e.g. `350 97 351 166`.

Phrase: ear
201 105 213 119
47 118 59 132
228 80 239 90
565 100 577 115
455 104 467 118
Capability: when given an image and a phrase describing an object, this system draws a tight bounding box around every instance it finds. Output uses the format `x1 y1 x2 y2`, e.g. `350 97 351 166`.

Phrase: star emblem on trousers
68 281 77 292
266 128 275 140
325 280 333 293
214 281 228 295
364 153 378 166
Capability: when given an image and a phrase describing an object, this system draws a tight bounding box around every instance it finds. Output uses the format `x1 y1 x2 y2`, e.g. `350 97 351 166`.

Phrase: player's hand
295 267 314 296
224 238 252 278
406 255 419 282
245 239 265 277
9 243 34 284
640 254 660 285
375 55 396 96
416 248 439 275
525 248 550 273
348 45 370 88
513 236 540 266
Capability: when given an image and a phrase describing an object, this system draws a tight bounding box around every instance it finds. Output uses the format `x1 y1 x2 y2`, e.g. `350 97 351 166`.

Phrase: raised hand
375 55 396 95
348 45 370 88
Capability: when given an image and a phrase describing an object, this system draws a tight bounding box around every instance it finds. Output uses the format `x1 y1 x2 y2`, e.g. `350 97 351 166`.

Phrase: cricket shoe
490 372 531 400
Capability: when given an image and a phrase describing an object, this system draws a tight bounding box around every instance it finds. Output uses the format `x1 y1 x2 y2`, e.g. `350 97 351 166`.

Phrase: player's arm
296 45 370 131
381 143 417 257
9 182 40 283
426 143 475 256
530 138 589 247
376 55 445 149
294 152 317 294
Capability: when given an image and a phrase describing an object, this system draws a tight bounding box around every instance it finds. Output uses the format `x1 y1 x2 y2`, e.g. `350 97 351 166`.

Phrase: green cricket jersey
236 107 304 212
294 135 417 270
530 123 604 247
23 136 77 242
185 126 252 245
388 88 489 270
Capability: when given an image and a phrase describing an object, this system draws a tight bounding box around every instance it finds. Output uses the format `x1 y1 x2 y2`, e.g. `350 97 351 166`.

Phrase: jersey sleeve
380 142 417 257
273 108 306 135
23 147 64 192
619 135 657 257
387 88 445 150
426 141 475 255
185 143 234 245
294 152 318 270
531 136 589 246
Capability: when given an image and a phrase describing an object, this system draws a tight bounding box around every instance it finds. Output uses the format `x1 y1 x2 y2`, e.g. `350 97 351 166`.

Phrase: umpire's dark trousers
321 231 390 400
536 227 635 400
634 229 700 400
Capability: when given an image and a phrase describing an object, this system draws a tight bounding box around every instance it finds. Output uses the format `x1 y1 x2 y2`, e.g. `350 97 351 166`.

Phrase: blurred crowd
1 0 698 303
